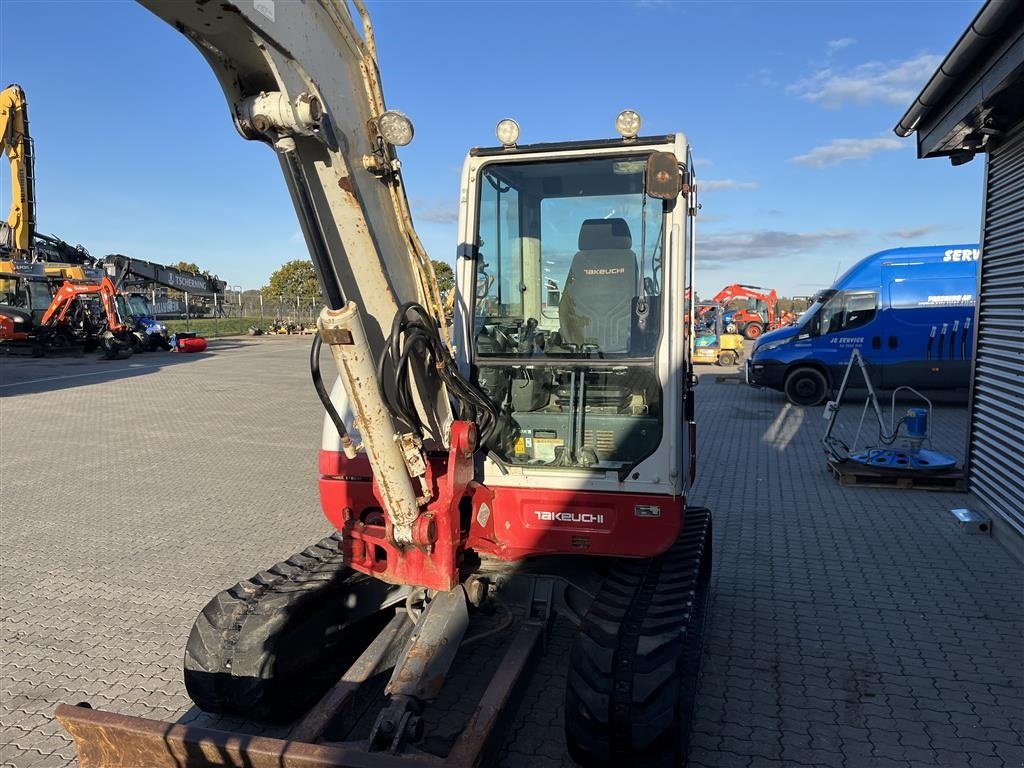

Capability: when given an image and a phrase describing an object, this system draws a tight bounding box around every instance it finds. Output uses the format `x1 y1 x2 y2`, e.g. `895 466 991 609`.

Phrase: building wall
967 120 1024 542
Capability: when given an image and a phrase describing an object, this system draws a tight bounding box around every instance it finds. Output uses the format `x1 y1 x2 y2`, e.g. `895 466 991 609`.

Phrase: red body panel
319 428 684 588
0 315 29 341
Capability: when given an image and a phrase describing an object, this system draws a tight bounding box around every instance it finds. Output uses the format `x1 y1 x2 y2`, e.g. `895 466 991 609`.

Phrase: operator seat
558 218 638 353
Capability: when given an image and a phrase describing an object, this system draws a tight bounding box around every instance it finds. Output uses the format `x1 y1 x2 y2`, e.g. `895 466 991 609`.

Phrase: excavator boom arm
40 276 125 332
137 0 457 543
0 84 36 256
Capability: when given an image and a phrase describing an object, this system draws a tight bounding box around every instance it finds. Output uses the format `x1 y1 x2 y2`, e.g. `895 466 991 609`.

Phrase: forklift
693 301 745 366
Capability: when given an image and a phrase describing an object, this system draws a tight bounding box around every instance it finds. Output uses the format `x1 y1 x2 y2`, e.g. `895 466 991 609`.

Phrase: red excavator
55 3 712 767
708 283 793 339
1 273 133 356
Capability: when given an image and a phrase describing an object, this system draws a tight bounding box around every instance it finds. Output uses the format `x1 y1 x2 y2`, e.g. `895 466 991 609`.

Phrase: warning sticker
254 0 275 22
532 436 563 462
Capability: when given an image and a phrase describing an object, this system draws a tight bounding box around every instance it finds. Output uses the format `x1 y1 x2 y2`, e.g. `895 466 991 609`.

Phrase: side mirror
646 152 682 200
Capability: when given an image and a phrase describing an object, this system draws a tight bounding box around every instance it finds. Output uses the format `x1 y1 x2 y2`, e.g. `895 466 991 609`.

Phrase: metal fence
146 290 323 338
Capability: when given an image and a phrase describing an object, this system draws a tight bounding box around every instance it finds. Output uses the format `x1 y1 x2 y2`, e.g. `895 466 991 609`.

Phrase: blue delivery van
745 244 979 405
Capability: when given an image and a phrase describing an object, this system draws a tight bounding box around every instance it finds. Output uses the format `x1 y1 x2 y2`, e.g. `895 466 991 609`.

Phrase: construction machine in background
1 254 227 354
104 254 226 350
1 83 95 265
708 283 793 339
1 84 35 259
55 2 711 767
1 271 133 357
693 302 745 366
1 84 220 354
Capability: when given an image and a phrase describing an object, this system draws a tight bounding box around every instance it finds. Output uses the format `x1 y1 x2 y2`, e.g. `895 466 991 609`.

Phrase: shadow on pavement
0 338 267 397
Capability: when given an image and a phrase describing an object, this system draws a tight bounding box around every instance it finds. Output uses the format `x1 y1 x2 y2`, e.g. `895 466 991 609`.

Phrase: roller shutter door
969 121 1024 534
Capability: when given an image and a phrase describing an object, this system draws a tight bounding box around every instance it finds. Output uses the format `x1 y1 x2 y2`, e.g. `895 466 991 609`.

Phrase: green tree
262 259 322 301
171 261 211 278
432 259 455 301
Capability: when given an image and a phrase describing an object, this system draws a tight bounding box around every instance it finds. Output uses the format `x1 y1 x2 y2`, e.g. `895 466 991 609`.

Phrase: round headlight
615 109 642 139
378 110 414 146
496 118 520 147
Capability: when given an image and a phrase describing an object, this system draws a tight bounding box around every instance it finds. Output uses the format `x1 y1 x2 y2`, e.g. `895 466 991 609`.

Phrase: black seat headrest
578 218 632 251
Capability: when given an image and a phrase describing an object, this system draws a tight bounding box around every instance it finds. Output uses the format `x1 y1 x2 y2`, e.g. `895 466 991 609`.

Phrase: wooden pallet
827 460 966 492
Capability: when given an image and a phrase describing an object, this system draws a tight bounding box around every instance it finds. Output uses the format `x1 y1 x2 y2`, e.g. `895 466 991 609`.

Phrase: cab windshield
471 155 669 474
127 295 152 316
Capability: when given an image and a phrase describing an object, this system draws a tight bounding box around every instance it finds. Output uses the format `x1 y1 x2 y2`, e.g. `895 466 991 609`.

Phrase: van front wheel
784 367 828 406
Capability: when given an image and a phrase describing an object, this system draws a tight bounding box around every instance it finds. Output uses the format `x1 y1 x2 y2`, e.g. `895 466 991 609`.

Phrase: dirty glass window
475 178 522 320
473 156 663 360
471 155 669 473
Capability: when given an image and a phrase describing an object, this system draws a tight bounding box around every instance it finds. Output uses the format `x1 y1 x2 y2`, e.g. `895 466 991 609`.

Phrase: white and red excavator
55 2 712 767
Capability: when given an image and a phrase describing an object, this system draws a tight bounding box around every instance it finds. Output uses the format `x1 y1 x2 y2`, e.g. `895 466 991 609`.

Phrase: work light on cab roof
378 110 414 146
495 118 520 148
616 109 642 139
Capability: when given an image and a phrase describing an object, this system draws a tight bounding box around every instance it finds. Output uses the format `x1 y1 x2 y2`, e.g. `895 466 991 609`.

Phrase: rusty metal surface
56 612 545 768
56 704 442 768
386 588 469 701
292 611 414 744
447 620 545 767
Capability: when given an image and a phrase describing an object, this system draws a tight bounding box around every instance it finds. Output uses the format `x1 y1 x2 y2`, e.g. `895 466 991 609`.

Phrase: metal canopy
894 0 1024 159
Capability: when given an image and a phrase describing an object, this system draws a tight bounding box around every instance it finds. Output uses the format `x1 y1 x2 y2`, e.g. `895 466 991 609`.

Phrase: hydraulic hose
310 331 350 441
379 302 500 447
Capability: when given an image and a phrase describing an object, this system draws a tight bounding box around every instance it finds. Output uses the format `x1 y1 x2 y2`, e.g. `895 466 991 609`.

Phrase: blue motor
905 407 928 441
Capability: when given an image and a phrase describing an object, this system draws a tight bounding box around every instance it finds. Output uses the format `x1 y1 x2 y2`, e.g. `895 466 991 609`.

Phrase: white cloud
791 137 904 168
788 53 941 108
750 67 779 88
827 37 856 54
411 199 459 224
700 179 758 192
888 225 938 239
699 228 861 264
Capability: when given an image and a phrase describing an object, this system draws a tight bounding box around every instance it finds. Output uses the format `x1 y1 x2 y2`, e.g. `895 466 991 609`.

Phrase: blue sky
1 0 985 297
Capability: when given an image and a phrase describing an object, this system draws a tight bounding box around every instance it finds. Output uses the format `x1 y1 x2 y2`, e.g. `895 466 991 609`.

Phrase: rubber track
565 507 712 767
184 533 398 722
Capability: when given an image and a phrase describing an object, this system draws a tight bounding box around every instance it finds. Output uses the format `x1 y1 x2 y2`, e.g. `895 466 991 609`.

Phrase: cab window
842 292 878 330
816 290 878 334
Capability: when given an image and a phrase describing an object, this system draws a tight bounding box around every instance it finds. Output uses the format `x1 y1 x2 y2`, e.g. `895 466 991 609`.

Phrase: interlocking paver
1 340 1021 768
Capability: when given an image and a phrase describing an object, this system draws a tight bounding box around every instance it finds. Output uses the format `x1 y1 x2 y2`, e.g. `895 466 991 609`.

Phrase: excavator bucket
56 612 546 768
56 705 357 768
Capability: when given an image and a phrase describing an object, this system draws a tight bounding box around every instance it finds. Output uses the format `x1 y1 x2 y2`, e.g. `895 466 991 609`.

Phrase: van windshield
796 289 836 329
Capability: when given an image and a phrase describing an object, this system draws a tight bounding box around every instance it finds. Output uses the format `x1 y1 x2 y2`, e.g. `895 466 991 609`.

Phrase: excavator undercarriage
58 508 711 767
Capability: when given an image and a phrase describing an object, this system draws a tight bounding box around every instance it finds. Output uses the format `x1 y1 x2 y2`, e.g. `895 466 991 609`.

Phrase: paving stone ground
0 338 1020 767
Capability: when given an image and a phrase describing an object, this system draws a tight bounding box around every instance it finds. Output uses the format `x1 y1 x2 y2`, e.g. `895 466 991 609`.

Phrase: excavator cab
461 138 692 482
